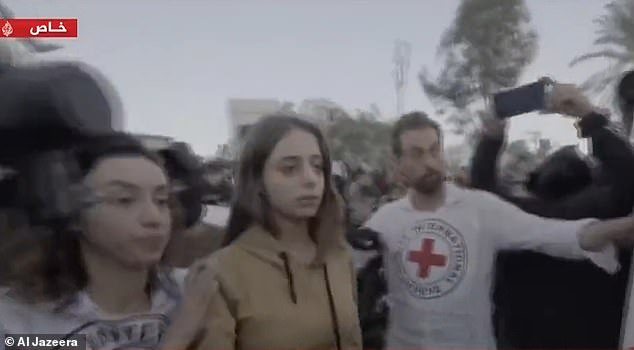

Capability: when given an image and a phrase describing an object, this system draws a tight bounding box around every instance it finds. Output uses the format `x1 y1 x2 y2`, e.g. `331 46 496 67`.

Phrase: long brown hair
223 114 345 259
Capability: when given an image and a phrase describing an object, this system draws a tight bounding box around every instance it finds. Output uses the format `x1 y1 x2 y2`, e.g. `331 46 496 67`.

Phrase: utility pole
392 40 411 116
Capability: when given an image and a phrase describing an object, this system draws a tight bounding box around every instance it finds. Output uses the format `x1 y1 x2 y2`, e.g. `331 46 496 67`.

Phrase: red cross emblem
408 238 447 279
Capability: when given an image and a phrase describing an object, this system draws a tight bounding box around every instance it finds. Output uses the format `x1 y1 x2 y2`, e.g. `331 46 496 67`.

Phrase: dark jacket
348 227 387 350
470 112 634 349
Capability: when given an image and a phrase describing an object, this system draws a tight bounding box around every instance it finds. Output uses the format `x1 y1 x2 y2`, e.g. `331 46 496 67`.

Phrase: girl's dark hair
1 132 178 303
223 114 345 259
527 145 593 199
74 133 160 175
618 70 634 137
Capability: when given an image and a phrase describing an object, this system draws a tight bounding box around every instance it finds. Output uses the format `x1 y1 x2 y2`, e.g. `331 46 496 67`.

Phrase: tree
419 0 538 139
289 99 392 171
279 101 295 113
324 107 392 171
570 0 634 108
297 98 349 124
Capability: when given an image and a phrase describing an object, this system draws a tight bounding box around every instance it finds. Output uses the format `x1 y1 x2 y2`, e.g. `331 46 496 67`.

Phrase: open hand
160 264 217 350
545 81 595 118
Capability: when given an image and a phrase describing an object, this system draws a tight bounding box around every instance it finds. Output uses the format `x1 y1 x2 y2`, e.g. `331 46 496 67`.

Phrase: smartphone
493 81 547 119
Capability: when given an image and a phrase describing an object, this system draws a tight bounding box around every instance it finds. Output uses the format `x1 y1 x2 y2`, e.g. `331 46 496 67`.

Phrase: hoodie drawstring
279 252 298 304
323 265 342 350
279 253 342 350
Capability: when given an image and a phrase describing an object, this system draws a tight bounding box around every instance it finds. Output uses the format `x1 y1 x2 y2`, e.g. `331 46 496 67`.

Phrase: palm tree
0 1 62 53
570 0 634 107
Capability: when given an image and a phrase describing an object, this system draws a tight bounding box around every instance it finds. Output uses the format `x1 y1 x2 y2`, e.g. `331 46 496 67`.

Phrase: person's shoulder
373 196 407 217
186 245 244 285
464 187 495 199
201 242 245 266
361 197 408 234
180 247 251 302
450 184 498 203
456 186 517 216
363 196 409 228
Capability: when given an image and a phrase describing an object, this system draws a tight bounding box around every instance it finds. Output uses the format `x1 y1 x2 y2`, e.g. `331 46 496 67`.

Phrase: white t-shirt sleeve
476 190 619 274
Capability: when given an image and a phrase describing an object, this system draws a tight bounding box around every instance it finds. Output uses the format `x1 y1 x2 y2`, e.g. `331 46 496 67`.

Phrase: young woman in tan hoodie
163 114 363 350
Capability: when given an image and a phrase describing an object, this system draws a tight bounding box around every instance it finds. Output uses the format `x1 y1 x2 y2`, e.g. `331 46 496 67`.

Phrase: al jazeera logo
0 18 77 38
2 21 12 37
4 334 85 350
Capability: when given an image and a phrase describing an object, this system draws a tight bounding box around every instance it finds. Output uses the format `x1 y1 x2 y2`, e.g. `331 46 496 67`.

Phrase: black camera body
618 70 634 138
0 61 121 164
526 145 594 200
0 58 215 230
0 61 120 226
157 142 216 228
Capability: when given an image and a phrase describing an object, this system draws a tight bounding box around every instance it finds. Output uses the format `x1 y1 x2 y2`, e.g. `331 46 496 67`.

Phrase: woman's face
262 129 325 221
81 155 172 269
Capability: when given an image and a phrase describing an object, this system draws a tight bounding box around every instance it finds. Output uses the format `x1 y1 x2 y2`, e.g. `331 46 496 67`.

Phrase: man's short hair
392 111 442 157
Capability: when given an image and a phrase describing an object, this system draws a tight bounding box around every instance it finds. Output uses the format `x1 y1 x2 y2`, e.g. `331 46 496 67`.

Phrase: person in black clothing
470 83 634 349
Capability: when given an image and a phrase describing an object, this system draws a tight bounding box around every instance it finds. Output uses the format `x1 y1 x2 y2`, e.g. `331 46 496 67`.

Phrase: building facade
226 98 283 155
297 99 344 125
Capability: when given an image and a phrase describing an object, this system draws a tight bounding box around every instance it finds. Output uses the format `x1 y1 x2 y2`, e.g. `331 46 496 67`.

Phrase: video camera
0 59 212 229
0 61 121 162
157 141 217 228
617 70 634 137
0 60 121 226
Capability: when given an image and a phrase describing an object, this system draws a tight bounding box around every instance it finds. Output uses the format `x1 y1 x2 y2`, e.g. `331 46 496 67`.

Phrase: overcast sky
6 0 612 156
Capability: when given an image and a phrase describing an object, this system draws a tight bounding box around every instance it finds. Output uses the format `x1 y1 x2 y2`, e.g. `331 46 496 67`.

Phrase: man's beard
412 172 443 194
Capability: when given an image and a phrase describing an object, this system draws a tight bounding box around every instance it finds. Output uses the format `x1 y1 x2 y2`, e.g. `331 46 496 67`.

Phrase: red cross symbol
408 238 447 279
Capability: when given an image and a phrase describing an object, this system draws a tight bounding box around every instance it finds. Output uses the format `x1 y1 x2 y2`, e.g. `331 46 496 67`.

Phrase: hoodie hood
233 225 348 267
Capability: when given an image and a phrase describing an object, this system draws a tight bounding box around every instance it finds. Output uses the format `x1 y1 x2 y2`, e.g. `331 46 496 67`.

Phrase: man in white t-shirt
365 99 634 348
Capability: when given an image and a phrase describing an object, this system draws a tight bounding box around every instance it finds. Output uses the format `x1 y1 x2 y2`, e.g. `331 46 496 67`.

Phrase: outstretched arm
477 190 633 274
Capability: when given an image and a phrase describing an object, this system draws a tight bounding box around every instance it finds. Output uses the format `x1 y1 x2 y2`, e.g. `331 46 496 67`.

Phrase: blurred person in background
163 159 233 268
347 172 380 229
470 82 634 349
452 166 471 188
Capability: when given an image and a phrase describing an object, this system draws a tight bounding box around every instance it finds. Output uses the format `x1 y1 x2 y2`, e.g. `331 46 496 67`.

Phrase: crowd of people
1 64 634 350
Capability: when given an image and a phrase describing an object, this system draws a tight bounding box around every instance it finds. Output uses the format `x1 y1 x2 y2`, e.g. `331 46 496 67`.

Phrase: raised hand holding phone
545 81 596 118
492 79 550 119
493 77 601 119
